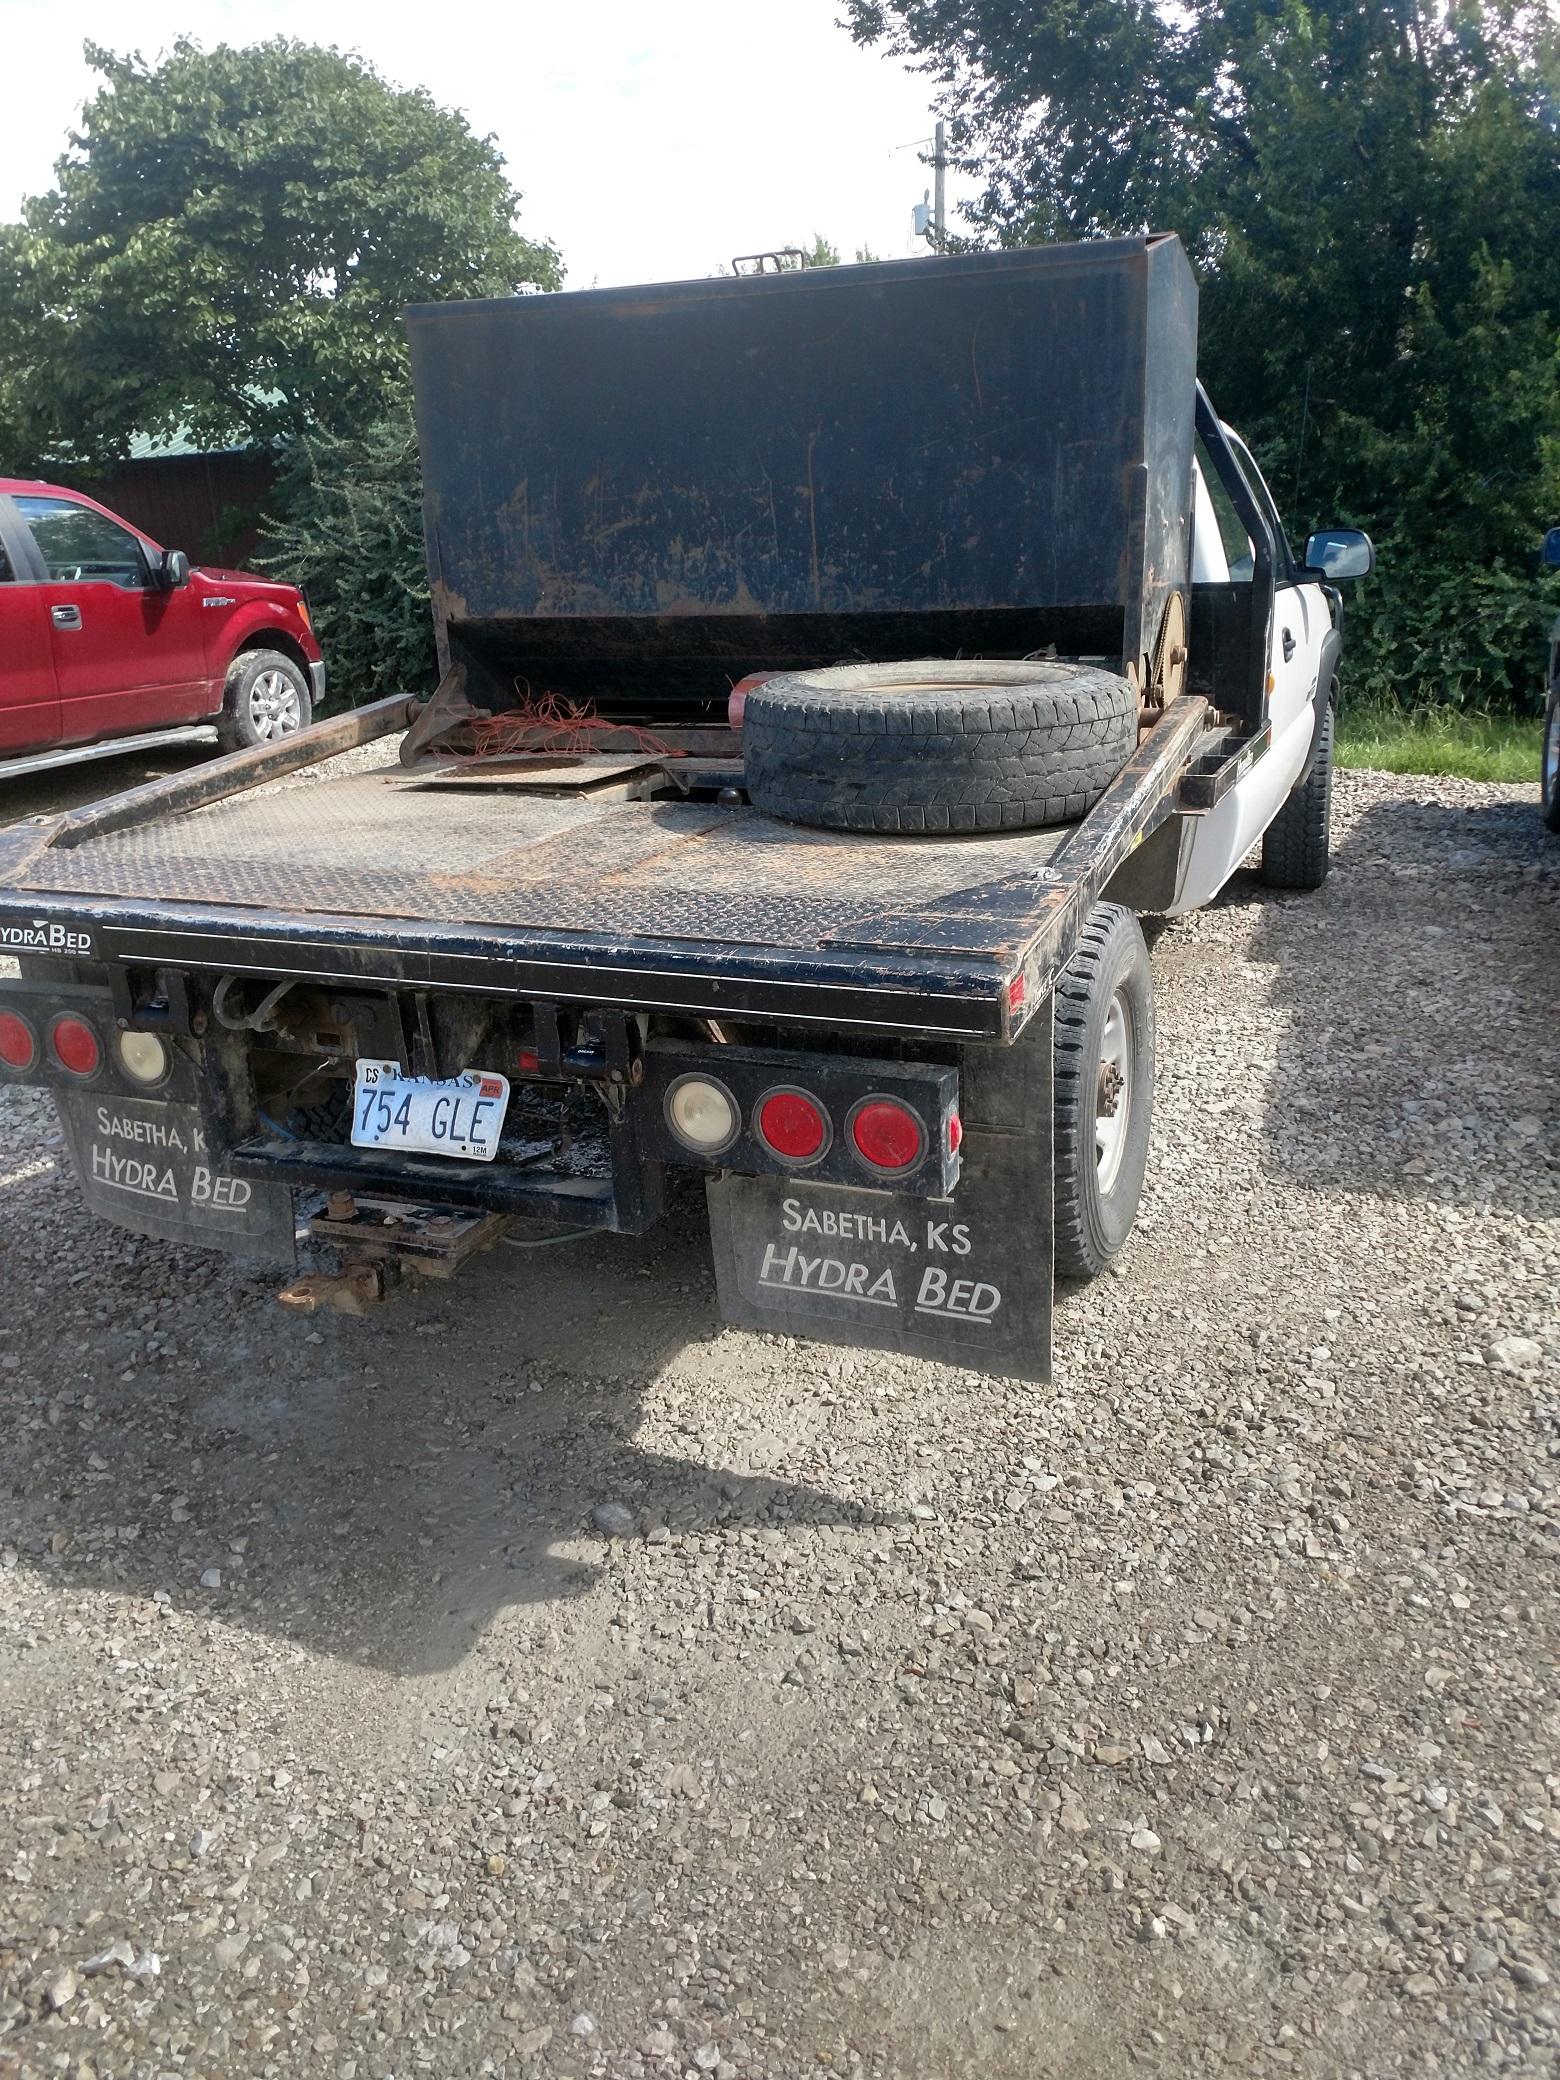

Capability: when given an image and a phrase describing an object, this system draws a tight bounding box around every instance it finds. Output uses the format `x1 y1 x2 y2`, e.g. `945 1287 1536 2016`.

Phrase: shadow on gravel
1 1187 883 1677
1234 790 1559 1211
0 742 210 828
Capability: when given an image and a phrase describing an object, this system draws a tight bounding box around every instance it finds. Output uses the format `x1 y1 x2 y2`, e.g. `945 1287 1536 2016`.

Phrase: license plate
350 1059 510 1163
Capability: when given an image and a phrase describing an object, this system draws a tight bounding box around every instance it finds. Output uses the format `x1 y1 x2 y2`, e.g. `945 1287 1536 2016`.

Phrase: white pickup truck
0 233 1375 1381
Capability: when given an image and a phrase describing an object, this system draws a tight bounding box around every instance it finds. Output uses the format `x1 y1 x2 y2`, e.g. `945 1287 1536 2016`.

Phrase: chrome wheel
1095 989 1132 1193
247 667 302 740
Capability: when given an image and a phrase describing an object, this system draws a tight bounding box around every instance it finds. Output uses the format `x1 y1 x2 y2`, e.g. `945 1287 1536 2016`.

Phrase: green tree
1 38 560 470
257 407 436 710
847 1 1560 708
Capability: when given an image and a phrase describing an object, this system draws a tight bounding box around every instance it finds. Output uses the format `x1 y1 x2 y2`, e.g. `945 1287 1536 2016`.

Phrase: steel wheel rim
1095 990 1132 1194
248 668 302 739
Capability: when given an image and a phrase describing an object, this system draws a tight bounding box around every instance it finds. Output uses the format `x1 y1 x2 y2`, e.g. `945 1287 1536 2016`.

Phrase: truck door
0 502 61 754
1169 435 1334 915
12 493 209 745
1222 428 1332 751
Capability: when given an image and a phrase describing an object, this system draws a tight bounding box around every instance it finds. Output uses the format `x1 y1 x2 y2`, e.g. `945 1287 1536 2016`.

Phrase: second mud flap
706 1082 1053 1382
53 1091 297 1264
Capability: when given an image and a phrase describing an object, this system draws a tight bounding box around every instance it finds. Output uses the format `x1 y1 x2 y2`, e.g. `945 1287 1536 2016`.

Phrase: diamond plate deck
20 767 1071 960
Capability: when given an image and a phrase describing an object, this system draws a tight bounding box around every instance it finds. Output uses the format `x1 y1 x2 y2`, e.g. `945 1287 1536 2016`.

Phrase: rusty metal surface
407 756 668 792
407 238 1198 714
17 764 1073 959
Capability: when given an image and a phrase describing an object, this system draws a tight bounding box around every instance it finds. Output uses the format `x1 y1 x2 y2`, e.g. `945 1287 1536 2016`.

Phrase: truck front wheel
1542 696 1560 833
219 649 313 752
1260 696 1334 890
1053 903 1155 1280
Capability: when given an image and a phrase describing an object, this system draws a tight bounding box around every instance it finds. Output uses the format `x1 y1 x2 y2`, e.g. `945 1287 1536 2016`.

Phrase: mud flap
54 1091 297 1263
707 1006 1053 1382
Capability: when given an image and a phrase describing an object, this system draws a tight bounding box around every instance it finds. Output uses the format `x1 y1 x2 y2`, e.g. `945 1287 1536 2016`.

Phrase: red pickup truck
0 478 324 769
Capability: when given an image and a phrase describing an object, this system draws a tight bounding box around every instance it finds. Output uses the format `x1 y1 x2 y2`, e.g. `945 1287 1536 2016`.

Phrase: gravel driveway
1 768 1555 2080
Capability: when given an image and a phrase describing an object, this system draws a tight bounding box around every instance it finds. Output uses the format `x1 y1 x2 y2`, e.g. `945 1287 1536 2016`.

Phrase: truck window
14 495 150 589
1195 437 1254 583
1223 428 1297 579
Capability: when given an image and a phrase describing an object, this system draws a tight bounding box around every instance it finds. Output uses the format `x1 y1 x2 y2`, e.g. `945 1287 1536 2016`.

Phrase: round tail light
0 1011 37 1071
50 1015 102 1078
664 1074 740 1155
756 1087 830 1164
849 1096 925 1174
116 1029 170 1085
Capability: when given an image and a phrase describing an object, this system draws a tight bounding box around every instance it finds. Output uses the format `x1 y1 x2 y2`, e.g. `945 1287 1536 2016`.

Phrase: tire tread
745 660 1136 836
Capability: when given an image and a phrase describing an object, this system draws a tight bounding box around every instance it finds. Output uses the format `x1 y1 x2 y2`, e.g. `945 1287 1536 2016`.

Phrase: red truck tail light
0 1012 37 1071
848 1096 925 1173
50 1015 102 1078
755 1087 830 1163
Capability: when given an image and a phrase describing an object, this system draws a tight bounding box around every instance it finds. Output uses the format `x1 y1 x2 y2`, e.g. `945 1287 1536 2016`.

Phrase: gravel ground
0 767 1556 2080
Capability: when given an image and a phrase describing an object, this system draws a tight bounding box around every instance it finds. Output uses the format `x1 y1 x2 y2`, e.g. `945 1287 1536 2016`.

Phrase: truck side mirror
1303 529 1374 581
1543 527 1560 569
158 547 191 590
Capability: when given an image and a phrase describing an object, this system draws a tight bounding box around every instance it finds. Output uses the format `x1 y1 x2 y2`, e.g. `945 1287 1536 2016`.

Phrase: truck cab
1176 425 1370 908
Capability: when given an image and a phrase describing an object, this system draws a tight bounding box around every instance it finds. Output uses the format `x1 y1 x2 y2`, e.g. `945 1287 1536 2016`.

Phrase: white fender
1166 692 1318 915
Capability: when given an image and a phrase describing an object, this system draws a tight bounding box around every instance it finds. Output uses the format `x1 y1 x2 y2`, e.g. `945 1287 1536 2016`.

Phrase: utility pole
904 123 949 252
933 120 947 253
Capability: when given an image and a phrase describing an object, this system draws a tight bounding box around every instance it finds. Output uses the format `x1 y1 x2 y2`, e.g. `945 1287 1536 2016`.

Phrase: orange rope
453 690 683 761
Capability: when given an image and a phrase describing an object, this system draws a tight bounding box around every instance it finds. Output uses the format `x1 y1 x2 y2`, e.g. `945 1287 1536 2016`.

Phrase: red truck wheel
219 649 313 751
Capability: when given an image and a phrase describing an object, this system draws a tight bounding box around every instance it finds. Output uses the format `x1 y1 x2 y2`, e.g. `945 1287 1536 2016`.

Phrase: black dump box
407 234 1198 718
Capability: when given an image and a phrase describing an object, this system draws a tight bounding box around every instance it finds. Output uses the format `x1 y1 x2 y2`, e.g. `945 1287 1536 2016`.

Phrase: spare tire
743 660 1137 835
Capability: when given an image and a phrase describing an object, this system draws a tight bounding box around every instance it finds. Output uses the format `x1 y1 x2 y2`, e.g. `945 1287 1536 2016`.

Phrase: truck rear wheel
1053 903 1155 1280
743 660 1137 834
1260 698 1334 890
219 649 313 752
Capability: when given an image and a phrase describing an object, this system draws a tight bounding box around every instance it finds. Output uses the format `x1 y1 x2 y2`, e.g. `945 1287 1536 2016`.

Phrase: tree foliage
257 408 436 711
848 1 1560 708
0 39 560 470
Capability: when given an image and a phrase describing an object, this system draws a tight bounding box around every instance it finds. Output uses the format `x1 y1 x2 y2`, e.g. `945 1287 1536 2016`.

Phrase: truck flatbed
0 695 1207 1042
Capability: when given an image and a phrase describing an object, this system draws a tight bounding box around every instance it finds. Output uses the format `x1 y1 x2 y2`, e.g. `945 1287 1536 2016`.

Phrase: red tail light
0 1012 37 1071
756 1087 829 1163
948 1109 963 1155
849 1097 925 1173
50 1015 101 1078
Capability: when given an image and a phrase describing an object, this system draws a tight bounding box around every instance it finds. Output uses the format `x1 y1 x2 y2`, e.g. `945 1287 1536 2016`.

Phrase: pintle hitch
276 1191 512 1314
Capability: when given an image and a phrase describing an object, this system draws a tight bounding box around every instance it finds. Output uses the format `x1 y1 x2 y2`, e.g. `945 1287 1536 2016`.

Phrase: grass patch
1336 700 1538 783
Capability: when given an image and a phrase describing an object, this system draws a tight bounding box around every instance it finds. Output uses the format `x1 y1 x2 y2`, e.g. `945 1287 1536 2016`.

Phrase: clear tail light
664 1074 740 1154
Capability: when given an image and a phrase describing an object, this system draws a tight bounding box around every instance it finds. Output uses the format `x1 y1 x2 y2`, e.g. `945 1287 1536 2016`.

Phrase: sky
0 0 976 287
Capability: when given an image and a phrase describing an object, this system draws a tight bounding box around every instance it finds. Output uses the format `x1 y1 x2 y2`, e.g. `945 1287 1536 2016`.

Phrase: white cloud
0 0 977 286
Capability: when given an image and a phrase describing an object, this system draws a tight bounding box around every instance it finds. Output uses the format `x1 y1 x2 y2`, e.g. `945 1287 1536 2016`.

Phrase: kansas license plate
350 1059 510 1163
